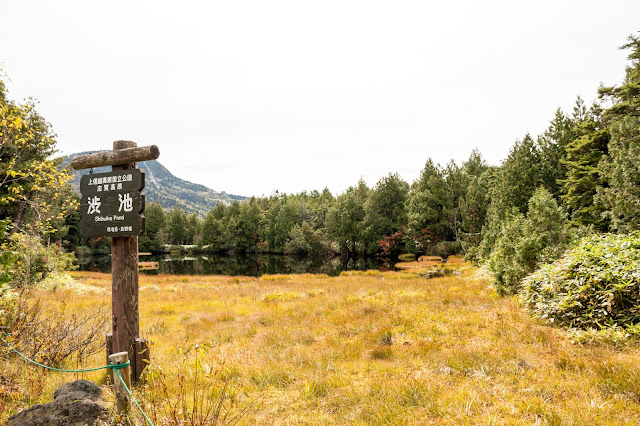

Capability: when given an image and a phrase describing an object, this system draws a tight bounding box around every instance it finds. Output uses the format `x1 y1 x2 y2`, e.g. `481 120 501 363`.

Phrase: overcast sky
2 1 639 197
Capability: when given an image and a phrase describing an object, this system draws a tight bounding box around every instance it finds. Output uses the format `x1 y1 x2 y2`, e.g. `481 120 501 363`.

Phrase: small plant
306 289 325 297
304 380 328 399
377 329 393 346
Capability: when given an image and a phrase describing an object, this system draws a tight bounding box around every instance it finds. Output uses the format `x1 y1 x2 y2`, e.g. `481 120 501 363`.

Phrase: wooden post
73 140 157 385
111 140 141 382
105 333 113 383
109 351 131 414
134 337 150 383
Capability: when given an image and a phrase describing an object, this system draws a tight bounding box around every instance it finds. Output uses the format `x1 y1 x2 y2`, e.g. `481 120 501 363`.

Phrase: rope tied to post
0 334 129 372
1 334 153 426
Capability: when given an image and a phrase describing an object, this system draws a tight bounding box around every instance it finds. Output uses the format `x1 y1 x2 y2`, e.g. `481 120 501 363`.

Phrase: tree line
62 151 487 260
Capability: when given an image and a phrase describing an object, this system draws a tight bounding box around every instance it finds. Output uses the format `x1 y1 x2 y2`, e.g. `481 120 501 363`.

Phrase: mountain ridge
63 151 247 216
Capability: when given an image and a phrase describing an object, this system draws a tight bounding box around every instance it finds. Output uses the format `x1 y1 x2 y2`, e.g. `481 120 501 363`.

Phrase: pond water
77 253 391 277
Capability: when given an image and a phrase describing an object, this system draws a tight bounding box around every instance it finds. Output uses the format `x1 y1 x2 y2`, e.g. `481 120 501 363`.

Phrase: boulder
8 380 109 426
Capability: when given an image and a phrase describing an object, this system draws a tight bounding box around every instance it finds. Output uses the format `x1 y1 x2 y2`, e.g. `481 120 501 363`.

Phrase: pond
77 253 391 277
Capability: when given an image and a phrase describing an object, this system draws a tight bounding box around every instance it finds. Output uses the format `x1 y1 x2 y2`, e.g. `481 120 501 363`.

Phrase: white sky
1 1 639 197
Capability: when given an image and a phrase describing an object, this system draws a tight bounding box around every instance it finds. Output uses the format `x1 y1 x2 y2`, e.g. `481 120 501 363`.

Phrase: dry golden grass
418 256 443 262
3 263 640 424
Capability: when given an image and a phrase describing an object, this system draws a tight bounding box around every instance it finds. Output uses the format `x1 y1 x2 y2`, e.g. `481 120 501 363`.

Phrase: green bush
488 188 569 295
284 221 332 256
6 233 76 288
520 233 640 330
426 241 462 259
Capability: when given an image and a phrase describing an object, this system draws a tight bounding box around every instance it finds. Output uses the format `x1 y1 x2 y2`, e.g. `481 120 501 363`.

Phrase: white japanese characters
87 196 101 214
118 193 134 212
87 173 133 186
106 226 133 233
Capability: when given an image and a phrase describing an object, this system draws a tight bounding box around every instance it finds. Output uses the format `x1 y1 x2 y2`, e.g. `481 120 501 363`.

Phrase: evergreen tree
560 115 610 229
185 213 201 245
462 148 488 178
362 173 409 255
477 135 542 261
139 202 165 252
493 134 542 215
326 179 369 256
596 116 640 231
488 187 568 294
226 198 261 253
167 207 188 245
201 203 227 251
599 33 640 120
284 220 330 256
266 199 300 253
406 159 451 249
308 187 335 230
537 107 574 199
457 151 490 253
460 175 488 235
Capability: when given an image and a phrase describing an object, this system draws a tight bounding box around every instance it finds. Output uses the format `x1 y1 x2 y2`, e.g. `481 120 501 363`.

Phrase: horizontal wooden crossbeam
71 143 160 170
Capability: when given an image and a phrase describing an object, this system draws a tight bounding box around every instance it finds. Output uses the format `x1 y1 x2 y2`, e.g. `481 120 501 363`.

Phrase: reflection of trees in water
77 255 112 273
77 253 386 276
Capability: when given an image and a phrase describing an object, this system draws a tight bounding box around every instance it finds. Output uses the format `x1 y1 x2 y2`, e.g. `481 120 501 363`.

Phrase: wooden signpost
72 141 159 385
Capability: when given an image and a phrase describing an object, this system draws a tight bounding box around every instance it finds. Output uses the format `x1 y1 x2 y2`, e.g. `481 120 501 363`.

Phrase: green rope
2 334 154 426
114 366 155 426
1 335 128 372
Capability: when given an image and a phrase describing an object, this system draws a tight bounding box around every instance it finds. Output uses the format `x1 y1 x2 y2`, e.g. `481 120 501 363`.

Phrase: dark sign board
79 170 145 237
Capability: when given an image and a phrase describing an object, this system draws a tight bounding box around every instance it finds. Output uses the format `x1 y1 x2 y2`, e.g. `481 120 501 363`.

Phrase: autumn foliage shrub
520 233 640 331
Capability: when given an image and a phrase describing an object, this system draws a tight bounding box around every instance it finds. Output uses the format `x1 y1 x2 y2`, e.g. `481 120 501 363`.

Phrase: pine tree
406 159 451 248
477 135 542 261
326 179 369 256
167 207 188 245
139 202 165 252
599 33 640 120
460 175 488 235
560 116 610 230
362 173 409 255
492 134 542 215
596 116 640 231
537 107 575 199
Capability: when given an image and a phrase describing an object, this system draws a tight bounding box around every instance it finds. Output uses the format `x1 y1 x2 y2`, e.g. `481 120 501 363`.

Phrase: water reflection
77 253 387 276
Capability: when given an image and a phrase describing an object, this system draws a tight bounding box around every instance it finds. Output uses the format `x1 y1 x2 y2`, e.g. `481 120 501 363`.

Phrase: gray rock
8 380 109 426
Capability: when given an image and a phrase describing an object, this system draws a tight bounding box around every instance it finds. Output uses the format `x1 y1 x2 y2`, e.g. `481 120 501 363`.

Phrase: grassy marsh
2 262 640 424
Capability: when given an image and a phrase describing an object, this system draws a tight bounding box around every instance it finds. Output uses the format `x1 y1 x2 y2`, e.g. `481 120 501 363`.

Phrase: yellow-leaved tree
0 72 78 287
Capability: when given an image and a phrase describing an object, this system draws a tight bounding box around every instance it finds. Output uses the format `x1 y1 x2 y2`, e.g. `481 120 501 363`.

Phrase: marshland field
3 259 640 425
